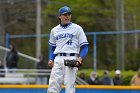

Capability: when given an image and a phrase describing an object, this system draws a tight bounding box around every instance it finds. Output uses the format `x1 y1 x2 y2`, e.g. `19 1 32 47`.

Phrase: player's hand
76 57 82 66
48 60 54 68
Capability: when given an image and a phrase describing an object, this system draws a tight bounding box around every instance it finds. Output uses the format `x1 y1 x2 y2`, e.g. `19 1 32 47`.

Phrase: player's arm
77 44 88 64
48 45 56 68
77 26 88 63
48 29 56 68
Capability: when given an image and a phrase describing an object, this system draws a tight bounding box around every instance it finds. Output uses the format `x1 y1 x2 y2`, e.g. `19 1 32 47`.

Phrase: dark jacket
87 77 99 85
99 76 113 85
6 51 19 68
113 77 123 85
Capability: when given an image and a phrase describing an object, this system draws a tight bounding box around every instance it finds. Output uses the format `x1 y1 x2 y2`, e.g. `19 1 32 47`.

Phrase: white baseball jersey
49 22 88 54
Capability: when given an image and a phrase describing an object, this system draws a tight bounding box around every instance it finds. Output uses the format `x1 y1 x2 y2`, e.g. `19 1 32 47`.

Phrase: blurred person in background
79 72 87 83
99 70 114 85
131 68 140 86
113 70 123 85
87 71 99 85
0 60 5 77
36 55 48 85
6 44 19 72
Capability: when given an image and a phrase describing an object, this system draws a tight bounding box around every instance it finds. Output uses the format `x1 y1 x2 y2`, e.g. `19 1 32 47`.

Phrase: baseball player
47 6 88 93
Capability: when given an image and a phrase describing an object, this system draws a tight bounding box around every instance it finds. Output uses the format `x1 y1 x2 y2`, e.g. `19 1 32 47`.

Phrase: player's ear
58 15 61 19
58 16 61 21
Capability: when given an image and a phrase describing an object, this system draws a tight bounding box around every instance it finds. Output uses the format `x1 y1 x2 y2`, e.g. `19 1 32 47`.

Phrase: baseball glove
64 59 82 67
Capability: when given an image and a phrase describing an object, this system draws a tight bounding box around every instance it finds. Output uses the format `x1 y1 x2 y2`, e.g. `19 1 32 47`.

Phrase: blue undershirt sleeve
79 44 88 59
49 45 56 61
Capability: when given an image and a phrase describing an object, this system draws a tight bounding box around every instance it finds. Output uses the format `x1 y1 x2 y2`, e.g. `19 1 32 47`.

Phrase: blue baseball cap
58 6 72 15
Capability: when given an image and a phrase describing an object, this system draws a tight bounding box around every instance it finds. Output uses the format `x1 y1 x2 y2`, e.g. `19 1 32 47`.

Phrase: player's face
59 13 71 25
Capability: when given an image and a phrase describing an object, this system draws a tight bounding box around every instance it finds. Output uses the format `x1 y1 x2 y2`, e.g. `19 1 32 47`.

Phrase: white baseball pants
47 56 78 93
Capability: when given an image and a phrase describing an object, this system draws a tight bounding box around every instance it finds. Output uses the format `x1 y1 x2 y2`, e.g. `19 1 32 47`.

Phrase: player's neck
60 22 71 28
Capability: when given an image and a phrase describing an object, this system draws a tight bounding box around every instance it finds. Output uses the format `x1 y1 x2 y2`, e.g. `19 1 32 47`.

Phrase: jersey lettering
56 33 73 40
67 40 72 45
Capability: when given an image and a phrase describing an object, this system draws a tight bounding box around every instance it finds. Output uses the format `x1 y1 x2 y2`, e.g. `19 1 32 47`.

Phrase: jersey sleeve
49 46 56 61
79 44 88 59
78 26 88 46
49 29 56 46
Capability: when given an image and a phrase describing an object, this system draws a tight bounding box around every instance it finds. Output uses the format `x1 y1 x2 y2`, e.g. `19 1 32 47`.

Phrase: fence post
93 33 97 72
5 33 9 48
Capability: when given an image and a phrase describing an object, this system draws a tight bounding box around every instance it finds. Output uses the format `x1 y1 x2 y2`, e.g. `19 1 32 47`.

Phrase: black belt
56 53 76 56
